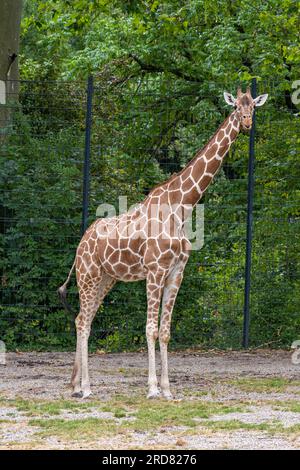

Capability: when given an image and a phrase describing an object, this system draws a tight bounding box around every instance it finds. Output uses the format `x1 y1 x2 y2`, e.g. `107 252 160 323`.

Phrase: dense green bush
1 89 299 351
0 0 299 350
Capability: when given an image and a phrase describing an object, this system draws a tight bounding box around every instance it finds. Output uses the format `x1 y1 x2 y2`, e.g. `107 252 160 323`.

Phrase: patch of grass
114 409 127 419
8 394 293 445
282 424 300 436
29 417 120 440
0 397 104 417
272 401 300 413
0 440 52 450
112 394 144 407
202 419 271 432
114 397 248 431
118 367 147 377
3 394 248 443
200 419 300 437
230 377 300 393
100 403 130 419
182 389 208 398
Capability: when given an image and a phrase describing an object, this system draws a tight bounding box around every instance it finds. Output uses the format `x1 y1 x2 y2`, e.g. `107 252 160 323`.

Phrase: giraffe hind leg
71 269 115 398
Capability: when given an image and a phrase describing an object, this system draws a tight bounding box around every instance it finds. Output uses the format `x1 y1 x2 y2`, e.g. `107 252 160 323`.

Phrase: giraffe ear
223 92 236 107
253 94 268 107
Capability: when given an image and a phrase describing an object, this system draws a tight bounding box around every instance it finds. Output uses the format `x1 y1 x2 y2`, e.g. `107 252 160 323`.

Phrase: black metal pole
242 77 257 348
81 75 93 236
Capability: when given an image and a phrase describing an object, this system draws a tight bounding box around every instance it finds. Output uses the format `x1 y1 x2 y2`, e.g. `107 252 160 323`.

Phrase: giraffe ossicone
58 87 268 399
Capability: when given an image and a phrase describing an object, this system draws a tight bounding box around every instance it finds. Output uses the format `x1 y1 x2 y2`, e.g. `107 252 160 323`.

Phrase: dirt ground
0 349 300 450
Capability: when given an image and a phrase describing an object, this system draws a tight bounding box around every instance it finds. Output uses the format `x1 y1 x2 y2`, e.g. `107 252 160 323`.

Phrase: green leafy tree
0 0 299 349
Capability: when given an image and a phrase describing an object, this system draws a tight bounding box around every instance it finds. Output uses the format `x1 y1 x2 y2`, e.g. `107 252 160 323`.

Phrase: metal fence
0 76 299 351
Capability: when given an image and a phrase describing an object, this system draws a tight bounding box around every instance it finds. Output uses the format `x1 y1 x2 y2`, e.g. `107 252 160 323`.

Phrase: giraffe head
223 87 268 131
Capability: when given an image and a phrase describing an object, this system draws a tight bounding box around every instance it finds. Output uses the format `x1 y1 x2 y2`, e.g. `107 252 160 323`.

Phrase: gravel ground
1 349 299 400
0 349 299 449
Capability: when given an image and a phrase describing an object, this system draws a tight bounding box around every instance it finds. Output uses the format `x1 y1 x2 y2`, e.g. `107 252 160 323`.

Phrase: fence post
242 77 257 348
81 75 94 236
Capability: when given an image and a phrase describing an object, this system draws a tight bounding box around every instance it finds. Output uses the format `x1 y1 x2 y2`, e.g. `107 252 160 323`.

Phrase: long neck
168 110 240 209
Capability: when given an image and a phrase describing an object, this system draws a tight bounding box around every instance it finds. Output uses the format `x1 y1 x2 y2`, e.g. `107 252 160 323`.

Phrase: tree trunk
0 0 23 136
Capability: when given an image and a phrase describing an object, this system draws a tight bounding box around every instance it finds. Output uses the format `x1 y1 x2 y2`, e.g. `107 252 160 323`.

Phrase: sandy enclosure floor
0 350 300 450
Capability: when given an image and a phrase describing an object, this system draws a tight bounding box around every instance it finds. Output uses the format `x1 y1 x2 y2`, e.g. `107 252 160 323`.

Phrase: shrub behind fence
0 77 299 350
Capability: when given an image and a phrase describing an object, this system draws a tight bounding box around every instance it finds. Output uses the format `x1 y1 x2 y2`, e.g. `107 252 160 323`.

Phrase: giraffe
58 87 268 399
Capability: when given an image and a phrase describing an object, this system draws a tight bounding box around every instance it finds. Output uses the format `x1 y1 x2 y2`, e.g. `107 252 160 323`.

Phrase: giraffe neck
168 110 240 212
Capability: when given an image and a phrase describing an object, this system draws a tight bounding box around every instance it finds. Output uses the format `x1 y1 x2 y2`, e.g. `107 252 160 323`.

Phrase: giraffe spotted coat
58 87 268 399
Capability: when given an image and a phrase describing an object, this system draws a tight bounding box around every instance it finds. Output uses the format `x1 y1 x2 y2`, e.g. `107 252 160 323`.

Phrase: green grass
26 399 247 442
0 394 247 443
272 401 300 413
29 417 119 440
114 410 128 418
230 377 300 393
182 389 209 398
202 419 271 432
126 400 246 430
101 394 249 429
201 419 300 436
2 393 300 447
0 397 104 417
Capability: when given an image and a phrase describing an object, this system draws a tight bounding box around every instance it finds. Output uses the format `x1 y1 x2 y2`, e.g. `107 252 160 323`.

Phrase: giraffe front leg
146 320 160 399
146 268 166 399
159 256 188 399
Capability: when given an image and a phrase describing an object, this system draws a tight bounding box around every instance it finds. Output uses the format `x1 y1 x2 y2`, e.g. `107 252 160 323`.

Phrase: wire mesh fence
0 76 299 351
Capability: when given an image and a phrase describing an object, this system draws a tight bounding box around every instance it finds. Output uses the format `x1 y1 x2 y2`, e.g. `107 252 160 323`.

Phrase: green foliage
20 0 300 83
0 107 82 349
0 1 299 350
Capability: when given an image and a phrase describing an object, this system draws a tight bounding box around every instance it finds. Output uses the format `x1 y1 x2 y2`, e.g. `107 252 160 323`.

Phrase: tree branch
129 53 202 83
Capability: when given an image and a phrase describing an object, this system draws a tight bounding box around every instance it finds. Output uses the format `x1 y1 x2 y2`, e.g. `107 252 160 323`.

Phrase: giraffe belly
101 258 147 282
98 240 147 282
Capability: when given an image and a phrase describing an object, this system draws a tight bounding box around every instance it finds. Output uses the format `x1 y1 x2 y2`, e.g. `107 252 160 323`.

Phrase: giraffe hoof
162 392 173 400
82 390 93 399
147 390 161 399
71 391 83 398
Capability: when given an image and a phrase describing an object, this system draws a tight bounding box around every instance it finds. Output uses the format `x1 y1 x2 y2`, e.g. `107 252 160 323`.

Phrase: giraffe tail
57 260 76 314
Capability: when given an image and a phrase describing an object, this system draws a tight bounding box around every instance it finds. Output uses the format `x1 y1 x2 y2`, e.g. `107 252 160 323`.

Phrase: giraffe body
79 196 190 283
58 87 268 399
